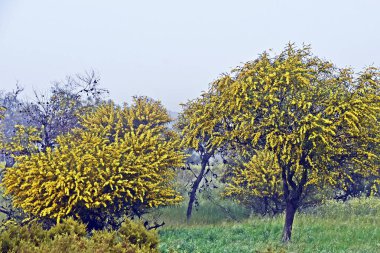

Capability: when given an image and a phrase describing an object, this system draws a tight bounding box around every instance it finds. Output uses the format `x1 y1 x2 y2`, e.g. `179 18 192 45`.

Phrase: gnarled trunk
281 200 297 242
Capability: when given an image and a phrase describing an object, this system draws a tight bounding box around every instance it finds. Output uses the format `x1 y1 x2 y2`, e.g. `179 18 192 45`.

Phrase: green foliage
159 198 380 253
0 218 158 253
0 187 27 224
2 97 185 230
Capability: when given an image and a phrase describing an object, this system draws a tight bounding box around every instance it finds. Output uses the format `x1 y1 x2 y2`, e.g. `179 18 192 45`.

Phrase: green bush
0 218 158 253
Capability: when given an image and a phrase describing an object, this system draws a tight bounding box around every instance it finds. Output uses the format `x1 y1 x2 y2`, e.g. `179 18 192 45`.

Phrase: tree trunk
281 201 297 242
186 159 208 223
5 156 15 168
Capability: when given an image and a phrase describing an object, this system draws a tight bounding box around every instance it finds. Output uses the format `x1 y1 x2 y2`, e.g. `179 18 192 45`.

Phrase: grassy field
157 198 380 253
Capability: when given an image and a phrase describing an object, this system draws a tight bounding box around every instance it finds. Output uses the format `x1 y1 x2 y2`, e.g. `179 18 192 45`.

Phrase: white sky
0 0 379 111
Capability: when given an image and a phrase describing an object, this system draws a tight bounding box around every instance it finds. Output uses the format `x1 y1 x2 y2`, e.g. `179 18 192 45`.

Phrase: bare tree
1 71 108 166
20 70 108 151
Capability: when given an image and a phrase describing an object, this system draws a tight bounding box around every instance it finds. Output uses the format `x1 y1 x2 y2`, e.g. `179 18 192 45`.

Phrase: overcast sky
0 0 379 111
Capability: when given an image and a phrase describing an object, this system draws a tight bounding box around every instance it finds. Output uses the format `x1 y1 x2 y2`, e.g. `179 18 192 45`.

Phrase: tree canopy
184 44 380 241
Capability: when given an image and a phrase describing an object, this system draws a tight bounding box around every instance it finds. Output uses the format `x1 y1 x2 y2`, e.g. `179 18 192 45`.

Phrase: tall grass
158 197 380 253
157 198 250 227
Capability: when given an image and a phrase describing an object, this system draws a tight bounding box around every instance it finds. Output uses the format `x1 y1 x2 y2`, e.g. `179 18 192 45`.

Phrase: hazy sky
0 0 379 111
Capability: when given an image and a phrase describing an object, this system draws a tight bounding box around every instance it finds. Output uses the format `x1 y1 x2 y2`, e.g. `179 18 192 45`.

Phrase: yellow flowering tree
187 44 380 241
176 94 223 223
3 97 185 230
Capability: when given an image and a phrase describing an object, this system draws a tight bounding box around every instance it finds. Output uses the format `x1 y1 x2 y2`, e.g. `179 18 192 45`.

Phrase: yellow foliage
224 150 283 203
0 106 4 119
2 97 185 224
189 44 380 203
2 125 42 156
176 94 219 151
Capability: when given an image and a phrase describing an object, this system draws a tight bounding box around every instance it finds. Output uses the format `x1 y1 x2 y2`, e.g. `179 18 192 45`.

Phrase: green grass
158 198 380 253
156 199 251 227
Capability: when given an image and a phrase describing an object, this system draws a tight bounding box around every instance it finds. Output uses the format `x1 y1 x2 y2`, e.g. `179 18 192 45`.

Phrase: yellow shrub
3 97 185 230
